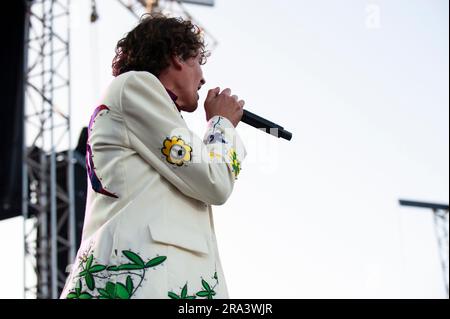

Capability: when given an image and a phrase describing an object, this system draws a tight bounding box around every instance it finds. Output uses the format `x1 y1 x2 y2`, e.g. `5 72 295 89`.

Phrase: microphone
241 109 292 141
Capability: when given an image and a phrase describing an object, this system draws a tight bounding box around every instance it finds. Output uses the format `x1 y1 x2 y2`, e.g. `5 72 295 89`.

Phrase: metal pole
432 209 449 297
399 199 449 298
48 0 58 299
22 0 32 299
39 152 49 299
67 0 76 273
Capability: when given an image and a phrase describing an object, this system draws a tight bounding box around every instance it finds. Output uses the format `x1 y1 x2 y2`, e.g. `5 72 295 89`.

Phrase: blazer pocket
148 222 209 255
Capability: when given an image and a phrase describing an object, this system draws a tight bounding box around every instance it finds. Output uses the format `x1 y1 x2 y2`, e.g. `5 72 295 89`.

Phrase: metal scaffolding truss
432 208 449 297
399 200 449 297
23 0 75 299
115 0 218 50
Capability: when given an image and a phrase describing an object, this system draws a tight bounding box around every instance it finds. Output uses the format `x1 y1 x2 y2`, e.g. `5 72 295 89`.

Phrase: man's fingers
221 88 231 96
206 86 245 111
205 87 220 102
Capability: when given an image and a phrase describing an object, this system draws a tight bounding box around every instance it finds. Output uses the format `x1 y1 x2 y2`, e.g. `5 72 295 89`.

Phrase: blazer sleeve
120 72 247 206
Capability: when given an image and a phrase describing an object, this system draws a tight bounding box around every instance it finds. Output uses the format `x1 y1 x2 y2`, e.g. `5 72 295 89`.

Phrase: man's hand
204 87 245 127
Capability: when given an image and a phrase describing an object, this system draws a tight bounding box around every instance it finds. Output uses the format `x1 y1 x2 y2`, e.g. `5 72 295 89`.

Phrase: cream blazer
60 71 246 299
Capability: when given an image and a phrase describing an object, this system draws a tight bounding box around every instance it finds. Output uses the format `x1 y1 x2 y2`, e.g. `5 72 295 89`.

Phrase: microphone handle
241 109 292 141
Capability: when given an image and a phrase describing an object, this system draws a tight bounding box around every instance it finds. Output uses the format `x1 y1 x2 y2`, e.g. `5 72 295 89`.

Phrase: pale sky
1 0 448 298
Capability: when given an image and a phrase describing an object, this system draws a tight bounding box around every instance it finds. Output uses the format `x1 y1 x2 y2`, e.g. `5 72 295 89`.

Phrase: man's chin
179 104 198 113
188 102 199 112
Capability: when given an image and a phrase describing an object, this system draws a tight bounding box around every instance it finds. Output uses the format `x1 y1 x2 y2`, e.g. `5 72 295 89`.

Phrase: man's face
176 53 206 112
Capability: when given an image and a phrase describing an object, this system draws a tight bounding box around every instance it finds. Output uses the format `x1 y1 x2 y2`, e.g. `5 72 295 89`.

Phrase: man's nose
200 78 206 86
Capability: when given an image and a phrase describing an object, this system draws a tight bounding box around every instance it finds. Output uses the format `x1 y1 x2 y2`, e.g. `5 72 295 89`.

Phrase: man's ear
170 55 184 70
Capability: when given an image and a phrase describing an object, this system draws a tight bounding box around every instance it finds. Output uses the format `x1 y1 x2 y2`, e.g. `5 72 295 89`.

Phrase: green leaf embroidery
145 256 167 268
106 265 120 271
117 264 144 271
115 283 131 299
86 255 93 270
66 279 93 300
78 293 93 299
122 250 145 266
66 292 78 299
169 272 219 300
201 279 211 292
89 265 106 273
126 276 134 295
67 250 167 299
97 288 110 299
168 292 180 299
196 291 210 297
181 284 188 299
106 282 116 298
75 280 82 295
196 290 216 299
169 283 197 299
85 272 95 290
229 149 241 178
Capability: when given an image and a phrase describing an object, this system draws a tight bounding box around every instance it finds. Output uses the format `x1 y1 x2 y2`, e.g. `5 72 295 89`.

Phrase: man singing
60 13 246 299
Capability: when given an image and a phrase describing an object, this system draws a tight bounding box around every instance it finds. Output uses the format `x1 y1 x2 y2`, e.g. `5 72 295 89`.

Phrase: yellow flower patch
161 136 193 166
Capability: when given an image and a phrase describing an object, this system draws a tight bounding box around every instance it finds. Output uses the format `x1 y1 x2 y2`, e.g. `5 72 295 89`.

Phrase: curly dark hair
112 13 209 77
